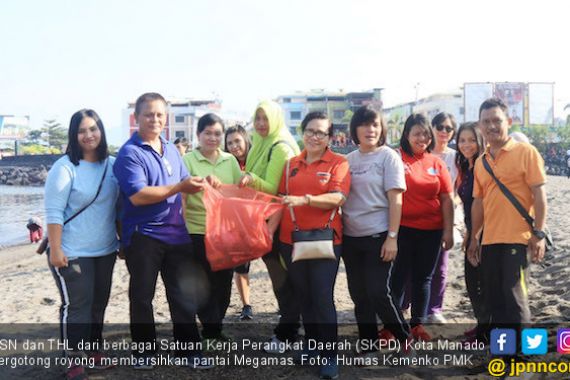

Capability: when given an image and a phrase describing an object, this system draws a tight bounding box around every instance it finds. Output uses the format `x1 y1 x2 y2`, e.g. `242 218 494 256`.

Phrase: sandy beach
0 175 568 379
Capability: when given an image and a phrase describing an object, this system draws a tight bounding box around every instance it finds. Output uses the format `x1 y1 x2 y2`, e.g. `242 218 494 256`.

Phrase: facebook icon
490 328 517 355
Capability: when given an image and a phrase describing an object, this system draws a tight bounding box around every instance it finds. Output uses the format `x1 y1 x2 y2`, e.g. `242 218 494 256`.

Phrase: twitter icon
522 328 548 355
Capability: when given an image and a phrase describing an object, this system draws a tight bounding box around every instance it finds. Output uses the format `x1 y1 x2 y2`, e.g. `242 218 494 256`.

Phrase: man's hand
528 235 546 263
180 177 205 194
466 239 481 267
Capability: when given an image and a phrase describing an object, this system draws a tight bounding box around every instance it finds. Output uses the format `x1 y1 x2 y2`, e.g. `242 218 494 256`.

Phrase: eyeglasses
435 125 454 133
304 129 329 139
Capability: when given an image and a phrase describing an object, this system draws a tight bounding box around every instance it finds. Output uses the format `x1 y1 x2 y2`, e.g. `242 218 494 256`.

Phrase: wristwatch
532 229 546 240
388 231 398 239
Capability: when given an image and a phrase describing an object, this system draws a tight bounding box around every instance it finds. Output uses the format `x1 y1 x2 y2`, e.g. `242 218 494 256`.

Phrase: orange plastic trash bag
203 184 284 271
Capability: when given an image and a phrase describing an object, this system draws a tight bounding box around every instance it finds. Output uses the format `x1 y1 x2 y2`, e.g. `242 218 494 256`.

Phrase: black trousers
190 234 234 339
281 243 341 357
391 226 443 326
480 244 530 338
125 232 203 357
48 251 116 355
342 234 410 343
262 232 301 341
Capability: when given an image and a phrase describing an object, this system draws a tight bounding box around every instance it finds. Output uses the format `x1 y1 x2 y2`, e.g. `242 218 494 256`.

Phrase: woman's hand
282 195 308 207
205 175 222 189
441 229 454 250
380 236 398 262
238 173 253 188
49 247 68 268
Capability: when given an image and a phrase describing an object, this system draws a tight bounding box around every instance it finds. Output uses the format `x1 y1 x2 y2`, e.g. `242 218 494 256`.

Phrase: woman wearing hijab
239 100 301 352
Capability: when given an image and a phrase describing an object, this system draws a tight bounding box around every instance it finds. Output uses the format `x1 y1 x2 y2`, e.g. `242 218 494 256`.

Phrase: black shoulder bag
37 160 109 254
481 154 554 250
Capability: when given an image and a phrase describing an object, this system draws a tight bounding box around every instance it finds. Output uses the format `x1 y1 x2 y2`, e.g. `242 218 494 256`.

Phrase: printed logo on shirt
427 167 439 176
316 172 331 184
290 168 299 177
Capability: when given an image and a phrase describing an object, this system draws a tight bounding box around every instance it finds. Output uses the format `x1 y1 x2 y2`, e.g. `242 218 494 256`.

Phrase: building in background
0 115 31 156
384 92 463 145
463 82 555 126
123 98 224 148
277 88 383 151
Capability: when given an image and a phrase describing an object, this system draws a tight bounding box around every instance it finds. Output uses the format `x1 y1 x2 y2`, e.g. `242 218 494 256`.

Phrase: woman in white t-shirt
426 112 458 324
342 105 412 356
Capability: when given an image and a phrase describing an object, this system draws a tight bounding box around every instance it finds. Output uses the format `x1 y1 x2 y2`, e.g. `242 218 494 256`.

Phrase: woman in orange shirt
278 112 350 380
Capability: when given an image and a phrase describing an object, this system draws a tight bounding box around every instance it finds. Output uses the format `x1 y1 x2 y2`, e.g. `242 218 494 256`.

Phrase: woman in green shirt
239 100 301 352
183 113 242 343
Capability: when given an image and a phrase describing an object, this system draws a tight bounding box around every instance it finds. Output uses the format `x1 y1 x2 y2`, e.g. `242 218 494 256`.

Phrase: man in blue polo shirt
114 92 212 369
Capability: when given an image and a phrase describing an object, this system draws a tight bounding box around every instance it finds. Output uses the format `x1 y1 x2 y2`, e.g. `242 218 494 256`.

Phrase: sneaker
411 324 432 342
378 328 396 352
239 305 253 320
187 353 215 369
264 335 287 354
426 313 447 324
88 351 115 370
319 357 339 380
133 356 154 370
66 364 88 380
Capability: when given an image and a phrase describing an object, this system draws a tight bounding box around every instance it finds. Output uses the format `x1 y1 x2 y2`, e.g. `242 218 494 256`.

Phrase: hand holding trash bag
203 183 284 271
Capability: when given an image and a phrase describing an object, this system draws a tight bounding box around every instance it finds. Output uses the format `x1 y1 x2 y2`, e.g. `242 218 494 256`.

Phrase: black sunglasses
435 125 454 133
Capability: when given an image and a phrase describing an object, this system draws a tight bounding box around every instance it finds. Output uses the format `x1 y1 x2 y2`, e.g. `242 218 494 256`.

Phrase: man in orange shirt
467 98 547 337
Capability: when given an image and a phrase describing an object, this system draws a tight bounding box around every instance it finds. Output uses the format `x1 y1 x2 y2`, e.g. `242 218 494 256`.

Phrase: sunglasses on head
435 125 454 133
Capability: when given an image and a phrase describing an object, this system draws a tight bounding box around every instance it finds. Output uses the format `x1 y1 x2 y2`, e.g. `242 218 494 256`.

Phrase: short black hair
349 105 387 146
66 109 109 166
173 137 188 146
197 113 225 136
479 97 509 118
134 92 167 116
431 112 457 140
300 111 333 137
224 124 250 153
399 113 435 156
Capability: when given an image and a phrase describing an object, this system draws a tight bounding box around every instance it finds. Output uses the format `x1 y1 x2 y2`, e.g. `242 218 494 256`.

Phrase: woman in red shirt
391 113 454 341
224 125 255 321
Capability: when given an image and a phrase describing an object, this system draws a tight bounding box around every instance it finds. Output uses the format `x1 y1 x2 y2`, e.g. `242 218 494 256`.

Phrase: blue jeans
280 243 341 357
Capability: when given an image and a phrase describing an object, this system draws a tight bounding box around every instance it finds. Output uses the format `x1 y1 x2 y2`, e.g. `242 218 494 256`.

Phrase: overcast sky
1 0 568 144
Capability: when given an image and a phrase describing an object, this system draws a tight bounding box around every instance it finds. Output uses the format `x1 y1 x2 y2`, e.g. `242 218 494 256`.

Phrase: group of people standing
44 92 548 380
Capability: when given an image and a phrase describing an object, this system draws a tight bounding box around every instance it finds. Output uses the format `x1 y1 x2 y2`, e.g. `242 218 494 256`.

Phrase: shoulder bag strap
268 140 294 162
481 154 534 228
64 159 109 226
